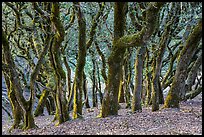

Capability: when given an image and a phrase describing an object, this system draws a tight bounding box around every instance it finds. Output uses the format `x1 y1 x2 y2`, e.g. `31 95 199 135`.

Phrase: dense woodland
2 2 202 133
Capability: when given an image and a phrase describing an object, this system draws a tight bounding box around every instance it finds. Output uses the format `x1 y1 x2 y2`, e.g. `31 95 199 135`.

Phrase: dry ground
2 94 202 135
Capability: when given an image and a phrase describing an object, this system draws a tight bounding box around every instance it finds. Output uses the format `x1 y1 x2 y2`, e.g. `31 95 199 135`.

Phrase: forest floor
2 93 202 135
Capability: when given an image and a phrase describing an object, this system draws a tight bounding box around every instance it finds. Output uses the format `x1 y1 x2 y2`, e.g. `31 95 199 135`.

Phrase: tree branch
115 2 165 48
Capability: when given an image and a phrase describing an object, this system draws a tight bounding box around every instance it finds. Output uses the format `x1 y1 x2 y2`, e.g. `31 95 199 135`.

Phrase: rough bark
151 23 171 111
118 66 125 103
163 20 202 108
96 61 103 105
73 2 87 119
185 52 202 93
184 87 202 101
91 55 98 107
124 49 132 108
83 71 90 108
4 73 22 130
2 29 37 130
131 46 146 112
34 89 50 117
100 2 127 117
50 2 69 124
144 48 152 106
100 2 164 117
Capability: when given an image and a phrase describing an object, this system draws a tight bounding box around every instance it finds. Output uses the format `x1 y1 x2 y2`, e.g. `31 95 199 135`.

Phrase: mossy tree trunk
151 23 171 111
73 2 87 119
124 49 132 108
144 48 152 106
118 66 125 103
83 71 90 108
100 2 164 117
96 61 103 105
34 89 50 117
3 73 22 130
73 2 105 119
185 51 202 94
152 3 180 111
100 2 127 117
2 29 37 130
163 20 202 108
91 53 98 107
103 46 126 116
131 46 146 112
50 2 69 125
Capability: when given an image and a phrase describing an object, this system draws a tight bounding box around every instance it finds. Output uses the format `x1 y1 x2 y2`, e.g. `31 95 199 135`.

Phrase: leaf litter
2 93 202 135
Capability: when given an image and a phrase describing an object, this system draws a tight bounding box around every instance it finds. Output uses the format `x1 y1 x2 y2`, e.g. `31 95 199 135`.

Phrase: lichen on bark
163 19 202 108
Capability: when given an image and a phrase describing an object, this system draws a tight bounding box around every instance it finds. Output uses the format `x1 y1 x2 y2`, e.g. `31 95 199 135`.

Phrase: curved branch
115 2 165 48
86 2 105 49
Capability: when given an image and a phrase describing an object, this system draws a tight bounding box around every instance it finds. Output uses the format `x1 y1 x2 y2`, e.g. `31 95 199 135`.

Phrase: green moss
34 89 49 117
163 90 180 108
72 2 86 119
101 47 125 116
22 110 37 130
72 81 82 118
118 77 125 103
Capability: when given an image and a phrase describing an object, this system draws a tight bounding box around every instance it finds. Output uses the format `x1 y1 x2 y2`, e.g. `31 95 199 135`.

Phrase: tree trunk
118 66 125 103
185 52 202 93
96 61 103 105
73 2 86 119
144 49 152 106
158 80 164 104
101 46 126 117
164 20 202 108
91 56 97 107
34 89 50 117
63 56 72 104
184 87 202 100
83 71 90 108
124 50 132 108
151 37 166 111
45 95 56 115
5 76 22 129
99 2 127 117
131 46 146 112
100 2 164 117
3 29 37 130
8 83 23 129
50 3 69 124
23 108 36 130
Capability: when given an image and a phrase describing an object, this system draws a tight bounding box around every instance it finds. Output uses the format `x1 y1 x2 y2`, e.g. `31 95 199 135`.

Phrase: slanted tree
185 49 202 94
163 19 202 108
